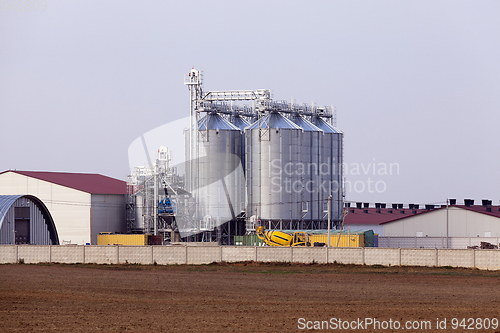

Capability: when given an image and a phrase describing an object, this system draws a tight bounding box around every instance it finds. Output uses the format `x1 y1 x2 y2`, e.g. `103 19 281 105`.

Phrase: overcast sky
1 0 499 206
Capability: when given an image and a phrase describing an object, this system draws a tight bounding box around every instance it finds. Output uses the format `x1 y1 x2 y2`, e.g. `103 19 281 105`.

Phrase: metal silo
246 112 303 229
292 116 323 226
313 117 343 226
231 115 250 175
186 113 243 231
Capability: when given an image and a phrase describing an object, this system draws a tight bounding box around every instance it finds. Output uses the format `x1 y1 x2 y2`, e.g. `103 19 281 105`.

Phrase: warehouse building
0 170 127 245
343 200 500 248
382 200 500 237
343 202 427 235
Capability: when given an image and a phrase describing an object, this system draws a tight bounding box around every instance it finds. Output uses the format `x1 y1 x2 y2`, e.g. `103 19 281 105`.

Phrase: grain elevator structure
182 68 343 243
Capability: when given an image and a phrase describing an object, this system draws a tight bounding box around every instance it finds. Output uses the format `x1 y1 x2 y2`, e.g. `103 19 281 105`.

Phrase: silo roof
231 115 250 130
292 116 323 132
198 113 240 131
247 113 302 130
313 117 343 134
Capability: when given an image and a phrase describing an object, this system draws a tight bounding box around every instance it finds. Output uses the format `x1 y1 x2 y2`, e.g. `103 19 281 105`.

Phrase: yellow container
97 234 148 246
308 233 364 247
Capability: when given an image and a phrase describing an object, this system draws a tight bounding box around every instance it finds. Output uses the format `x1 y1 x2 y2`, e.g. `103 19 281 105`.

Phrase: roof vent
375 203 381 209
409 204 414 209
425 204 434 210
356 202 362 209
363 209 368 214
345 202 351 208
482 199 492 206
464 199 474 207
376 209 381 214
363 203 369 208
486 207 492 212
392 204 398 209
414 204 419 209
449 199 456 205
398 204 403 209
381 203 386 208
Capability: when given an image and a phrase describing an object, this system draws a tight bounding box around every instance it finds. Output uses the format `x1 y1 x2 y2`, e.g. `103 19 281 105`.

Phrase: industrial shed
343 203 428 236
0 170 127 245
382 202 500 238
0 195 58 245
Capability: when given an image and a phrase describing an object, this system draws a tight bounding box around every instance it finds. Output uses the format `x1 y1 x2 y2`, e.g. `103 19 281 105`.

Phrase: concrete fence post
15 245 18 263
435 248 438 266
116 245 119 264
83 246 86 264
398 248 402 266
362 248 365 265
473 250 476 268
151 246 154 264
220 246 223 263
255 246 258 262
326 247 328 264
290 247 293 263
49 245 52 263
185 245 188 265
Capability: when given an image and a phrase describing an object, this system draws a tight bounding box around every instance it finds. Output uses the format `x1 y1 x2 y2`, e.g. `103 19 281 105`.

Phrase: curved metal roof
313 117 343 134
292 116 323 132
198 113 240 131
247 113 302 130
0 194 59 245
0 195 22 228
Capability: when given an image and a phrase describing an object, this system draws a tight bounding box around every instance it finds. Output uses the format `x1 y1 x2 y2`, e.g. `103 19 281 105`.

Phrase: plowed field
1 263 500 332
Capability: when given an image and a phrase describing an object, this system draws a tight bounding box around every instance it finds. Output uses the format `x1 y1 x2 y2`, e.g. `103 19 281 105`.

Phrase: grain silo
246 112 303 229
186 112 243 231
313 117 344 225
291 115 323 227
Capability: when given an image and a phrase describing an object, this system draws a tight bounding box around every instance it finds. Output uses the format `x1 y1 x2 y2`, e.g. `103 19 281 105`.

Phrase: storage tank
245 112 303 227
185 113 243 231
312 117 343 226
134 193 145 230
230 115 250 175
291 115 323 225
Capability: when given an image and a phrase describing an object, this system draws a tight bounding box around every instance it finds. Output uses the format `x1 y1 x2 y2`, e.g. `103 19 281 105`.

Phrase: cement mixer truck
255 226 324 247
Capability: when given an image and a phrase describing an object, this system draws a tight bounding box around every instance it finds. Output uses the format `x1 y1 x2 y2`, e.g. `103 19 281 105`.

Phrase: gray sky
1 0 499 206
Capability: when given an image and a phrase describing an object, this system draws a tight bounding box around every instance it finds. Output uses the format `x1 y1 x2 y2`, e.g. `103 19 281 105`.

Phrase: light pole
327 195 331 247
446 198 449 249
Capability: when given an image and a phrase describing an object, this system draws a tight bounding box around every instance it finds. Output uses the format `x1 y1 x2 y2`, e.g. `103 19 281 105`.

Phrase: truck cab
292 232 310 246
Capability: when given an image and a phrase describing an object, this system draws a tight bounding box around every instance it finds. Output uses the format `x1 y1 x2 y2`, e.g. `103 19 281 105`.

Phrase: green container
234 236 244 246
362 230 375 247
244 235 264 246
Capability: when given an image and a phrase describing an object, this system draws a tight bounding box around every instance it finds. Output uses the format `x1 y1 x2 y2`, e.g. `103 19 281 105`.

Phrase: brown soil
1 262 500 332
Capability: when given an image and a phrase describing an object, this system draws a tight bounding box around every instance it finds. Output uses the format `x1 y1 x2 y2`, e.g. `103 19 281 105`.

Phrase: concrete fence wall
379 236 500 249
1 245 500 270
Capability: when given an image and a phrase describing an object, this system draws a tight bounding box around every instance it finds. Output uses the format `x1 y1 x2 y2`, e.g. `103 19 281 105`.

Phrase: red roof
1 170 127 195
344 205 500 226
344 207 427 225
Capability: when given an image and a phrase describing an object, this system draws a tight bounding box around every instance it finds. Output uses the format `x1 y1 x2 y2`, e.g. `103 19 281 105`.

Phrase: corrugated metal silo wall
196 125 243 224
319 130 343 223
292 117 323 224
246 123 303 225
0 197 52 245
